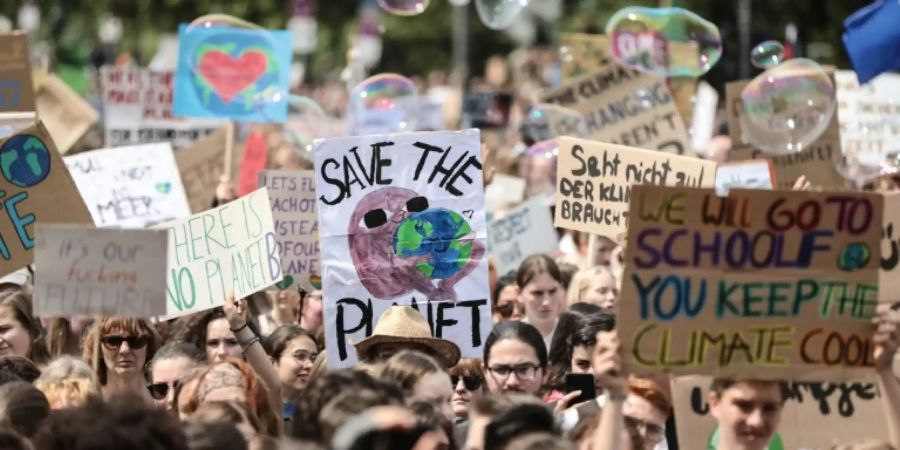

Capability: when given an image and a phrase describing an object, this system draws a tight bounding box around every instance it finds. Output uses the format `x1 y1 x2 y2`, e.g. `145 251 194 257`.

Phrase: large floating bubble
739 58 836 155
605 6 722 77
475 0 528 30
378 0 430 16
520 139 558 198
750 40 785 69
349 73 418 135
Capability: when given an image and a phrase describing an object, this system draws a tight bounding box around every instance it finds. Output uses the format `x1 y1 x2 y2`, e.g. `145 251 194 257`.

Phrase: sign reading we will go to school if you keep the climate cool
619 185 883 381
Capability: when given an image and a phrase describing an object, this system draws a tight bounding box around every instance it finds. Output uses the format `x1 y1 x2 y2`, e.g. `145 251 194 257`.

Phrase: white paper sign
157 188 282 319
488 197 558 276
314 129 492 368
259 170 320 292
836 70 900 155
65 143 192 228
714 160 776 196
34 225 169 317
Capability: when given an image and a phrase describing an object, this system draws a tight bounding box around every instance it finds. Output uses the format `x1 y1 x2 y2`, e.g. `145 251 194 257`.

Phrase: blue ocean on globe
393 208 474 280
0 134 51 188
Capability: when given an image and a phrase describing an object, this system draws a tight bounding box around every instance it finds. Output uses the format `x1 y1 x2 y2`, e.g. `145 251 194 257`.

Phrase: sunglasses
451 375 483 391
101 335 148 350
363 196 430 228
495 302 516 318
147 380 180 401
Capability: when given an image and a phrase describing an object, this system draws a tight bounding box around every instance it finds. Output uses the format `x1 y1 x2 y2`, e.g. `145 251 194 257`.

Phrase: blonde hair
566 266 617 306
34 356 98 409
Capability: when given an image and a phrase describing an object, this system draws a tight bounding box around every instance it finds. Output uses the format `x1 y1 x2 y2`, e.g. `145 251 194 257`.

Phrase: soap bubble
475 0 528 30
185 13 263 31
520 139 558 198
378 0 430 16
605 6 722 77
739 58 836 154
834 146 900 187
750 40 785 69
348 73 418 135
522 104 586 142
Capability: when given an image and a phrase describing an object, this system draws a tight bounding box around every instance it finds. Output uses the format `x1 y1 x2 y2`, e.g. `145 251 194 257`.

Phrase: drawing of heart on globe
190 34 281 116
0 134 51 188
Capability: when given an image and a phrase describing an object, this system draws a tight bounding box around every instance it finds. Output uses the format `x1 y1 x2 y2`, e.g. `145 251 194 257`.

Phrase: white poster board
157 188 282 319
836 70 900 155
714 160 776 196
65 143 192 228
34 225 169 317
314 129 492 367
259 170 320 292
488 197 558 276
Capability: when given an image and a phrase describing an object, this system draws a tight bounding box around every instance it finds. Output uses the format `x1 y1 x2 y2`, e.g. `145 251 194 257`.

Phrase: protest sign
554 136 715 238
541 61 692 155
725 78 847 189
259 170 320 292
174 128 243 213
484 174 526 213
34 225 168 317
238 130 268 197
0 123 94 274
714 160 776 196
882 194 900 304
488 197 557 276
173 25 293 123
64 143 191 228
100 66 218 149
835 70 900 154
35 75 99 154
620 185 883 381
156 188 282 319
560 33 611 80
314 129 491 367
671 376 889 449
0 113 34 140
0 33 35 113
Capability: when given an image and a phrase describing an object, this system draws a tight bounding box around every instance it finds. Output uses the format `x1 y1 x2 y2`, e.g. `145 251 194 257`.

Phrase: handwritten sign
64 143 191 228
314 129 491 368
488 197 557 276
0 123 94 274
100 66 218 149
35 75 99 154
174 128 242 213
671 376 888 449
621 185 883 380
259 170 319 292
881 194 900 304
836 70 900 154
157 188 282 319
34 225 168 317
714 160 776 196
0 33 35 113
541 61 691 155
554 136 716 238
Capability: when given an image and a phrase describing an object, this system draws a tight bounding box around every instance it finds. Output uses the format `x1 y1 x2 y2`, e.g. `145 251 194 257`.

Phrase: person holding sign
82 317 160 402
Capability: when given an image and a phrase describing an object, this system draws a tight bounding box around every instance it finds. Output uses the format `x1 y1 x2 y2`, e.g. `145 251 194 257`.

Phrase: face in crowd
206 317 241 363
710 380 785 450
485 338 544 396
519 272 564 331
273 333 318 392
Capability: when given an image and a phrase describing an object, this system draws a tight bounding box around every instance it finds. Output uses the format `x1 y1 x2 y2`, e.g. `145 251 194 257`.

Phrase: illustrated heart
155 182 171 194
198 50 268 104
275 275 294 290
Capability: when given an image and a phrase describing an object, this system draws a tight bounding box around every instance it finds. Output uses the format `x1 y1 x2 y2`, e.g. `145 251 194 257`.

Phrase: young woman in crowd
172 308 244 363
148 342 206 413
33 355 98 409
448 358 485 424
263 324 318 410
0 291 49 365
566 266 619 312
44 316 92 358
82 316 159 402
516 255 565 347
544 305 614 404
299 289 324 335
380 350 454 422
491 273 523 323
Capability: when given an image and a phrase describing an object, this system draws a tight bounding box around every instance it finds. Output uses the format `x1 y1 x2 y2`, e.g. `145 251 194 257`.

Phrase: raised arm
874 308 900 448
589 330 628 450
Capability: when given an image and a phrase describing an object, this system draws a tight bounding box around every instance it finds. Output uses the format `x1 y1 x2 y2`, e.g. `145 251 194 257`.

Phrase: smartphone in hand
564 373 597 406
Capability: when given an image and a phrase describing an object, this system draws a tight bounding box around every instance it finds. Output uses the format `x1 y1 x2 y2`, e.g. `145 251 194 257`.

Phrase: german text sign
555 136 716 238
620 185 883 380
314 129 491 368
259 170 320 292
157 188 282 319
34 225 168 317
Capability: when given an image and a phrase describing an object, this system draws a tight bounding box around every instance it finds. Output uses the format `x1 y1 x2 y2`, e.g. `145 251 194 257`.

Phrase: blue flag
843 0 900 84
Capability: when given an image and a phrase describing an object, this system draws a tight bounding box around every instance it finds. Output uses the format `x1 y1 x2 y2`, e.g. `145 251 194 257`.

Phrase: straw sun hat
354 306 461 368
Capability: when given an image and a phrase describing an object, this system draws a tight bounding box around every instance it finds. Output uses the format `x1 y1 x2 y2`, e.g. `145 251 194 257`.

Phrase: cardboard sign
173 25 293 123
174 128 242 213
620 185 883 381
560 33 611 81
835 70 900 154
314 129 492 368
725 78 846 189
541 62 692 155
0 113 34 140
0 33 35 113
488 197 558 276
34 225 168 317
0 123 94 274
100 66 218 149
64 143 191 228
35 75 99 154
714 160 776 196
554 136 716 238
259 170 320 292
671 376 889 449
881 194 900 304
157 188 282 319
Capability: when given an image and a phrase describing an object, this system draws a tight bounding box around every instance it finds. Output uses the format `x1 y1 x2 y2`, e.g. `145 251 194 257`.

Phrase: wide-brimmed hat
354 306 461 368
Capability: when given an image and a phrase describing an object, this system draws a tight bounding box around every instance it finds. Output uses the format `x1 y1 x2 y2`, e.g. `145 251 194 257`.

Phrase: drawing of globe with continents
192 33 281 117
0 134 51 188
393 209 475 280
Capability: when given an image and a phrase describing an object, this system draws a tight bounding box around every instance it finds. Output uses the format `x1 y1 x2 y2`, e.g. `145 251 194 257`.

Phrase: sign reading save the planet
173 25 293 123
0 122 93 274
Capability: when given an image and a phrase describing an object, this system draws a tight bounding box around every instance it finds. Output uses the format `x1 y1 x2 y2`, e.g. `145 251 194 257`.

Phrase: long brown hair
192 359 281 437
0 291 49 365
82 317 159 385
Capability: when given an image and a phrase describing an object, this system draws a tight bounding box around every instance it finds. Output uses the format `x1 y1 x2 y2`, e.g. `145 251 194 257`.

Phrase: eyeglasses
487 364 539 380
147 380 180 400
288 350 317 364
101 335 148 350
624 416 664 441
451 375 484 391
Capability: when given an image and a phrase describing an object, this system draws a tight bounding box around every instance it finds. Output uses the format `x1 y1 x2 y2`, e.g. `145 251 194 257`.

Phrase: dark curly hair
170 308 261 361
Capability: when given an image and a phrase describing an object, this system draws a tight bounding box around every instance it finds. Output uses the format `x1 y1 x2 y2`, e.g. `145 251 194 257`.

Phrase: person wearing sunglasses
491 273 523 323
82 317 159 402
448 358 485 423
147 342 206 413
